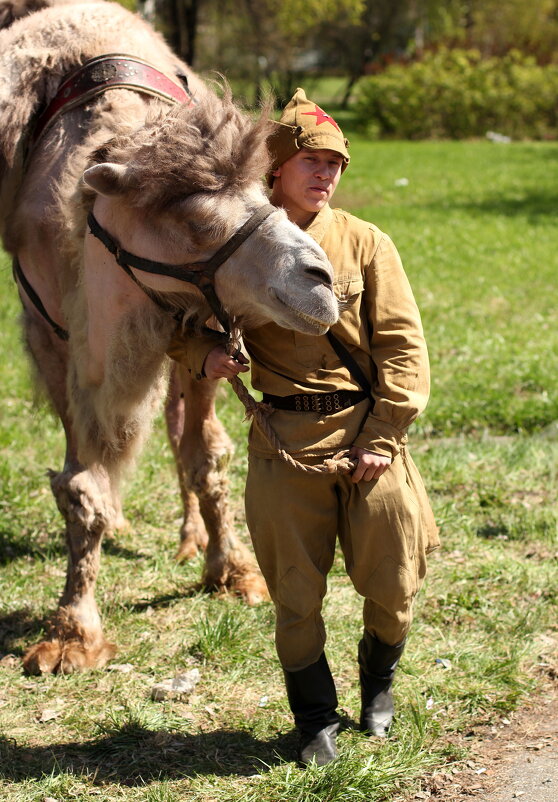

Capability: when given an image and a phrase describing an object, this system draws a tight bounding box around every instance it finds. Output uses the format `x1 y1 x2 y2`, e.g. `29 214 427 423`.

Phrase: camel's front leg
23 462 117 675
175 367 268 604
165 364 209 561
19 308 117 674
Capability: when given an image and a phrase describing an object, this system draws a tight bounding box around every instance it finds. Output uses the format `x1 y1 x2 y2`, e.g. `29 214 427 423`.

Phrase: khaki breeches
245 450 434 672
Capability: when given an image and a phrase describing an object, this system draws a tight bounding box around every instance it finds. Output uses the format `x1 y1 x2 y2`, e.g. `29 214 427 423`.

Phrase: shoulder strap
326 330 373 399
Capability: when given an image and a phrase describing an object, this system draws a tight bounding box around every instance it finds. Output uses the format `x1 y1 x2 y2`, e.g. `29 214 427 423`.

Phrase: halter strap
87 203 276 334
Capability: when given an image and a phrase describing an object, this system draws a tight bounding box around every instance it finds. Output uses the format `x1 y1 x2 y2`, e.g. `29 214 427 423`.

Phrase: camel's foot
175 516 209 563
105 515 132 540
203 555 270 606
114 514 132 534
23 635 116 675
23 608 116 674
227 566 269 606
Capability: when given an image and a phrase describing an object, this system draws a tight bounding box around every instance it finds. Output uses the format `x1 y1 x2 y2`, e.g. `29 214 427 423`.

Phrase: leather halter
32 54 193 146
18 52 271 342
87 204 276 335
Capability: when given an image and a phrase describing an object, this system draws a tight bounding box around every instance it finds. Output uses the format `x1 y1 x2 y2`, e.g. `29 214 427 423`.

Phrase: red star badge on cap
301 104 341 131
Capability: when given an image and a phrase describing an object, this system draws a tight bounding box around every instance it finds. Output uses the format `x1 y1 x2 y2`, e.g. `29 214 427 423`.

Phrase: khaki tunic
177 204 432 460
171 204 439 669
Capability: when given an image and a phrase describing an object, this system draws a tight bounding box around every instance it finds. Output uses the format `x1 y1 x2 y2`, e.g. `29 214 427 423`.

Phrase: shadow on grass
476 522 510 539
0 726 297 783
101 538 146 561
459 190 558 220
127 590 200 613
0 528 65 565
0 608 46 657
126 582 244 613
0 526 145 566
427 188 558 222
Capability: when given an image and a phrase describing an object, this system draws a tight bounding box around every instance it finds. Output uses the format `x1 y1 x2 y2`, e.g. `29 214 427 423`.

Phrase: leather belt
262 390 367 414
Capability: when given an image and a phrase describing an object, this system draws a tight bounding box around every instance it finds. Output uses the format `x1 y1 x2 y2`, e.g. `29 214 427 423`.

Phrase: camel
0 0 339 674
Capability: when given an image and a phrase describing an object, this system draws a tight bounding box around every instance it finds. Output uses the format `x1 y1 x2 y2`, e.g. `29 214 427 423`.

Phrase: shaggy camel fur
0 0 339 674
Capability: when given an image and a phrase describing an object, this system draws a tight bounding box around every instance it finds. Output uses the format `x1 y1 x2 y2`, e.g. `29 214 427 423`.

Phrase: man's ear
272 167 281 177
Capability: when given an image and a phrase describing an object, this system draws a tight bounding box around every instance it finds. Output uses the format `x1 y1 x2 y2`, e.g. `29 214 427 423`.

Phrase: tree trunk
153 0 200 65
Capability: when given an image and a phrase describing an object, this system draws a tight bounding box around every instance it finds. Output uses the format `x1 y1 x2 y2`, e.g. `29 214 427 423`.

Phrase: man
170 89 439 766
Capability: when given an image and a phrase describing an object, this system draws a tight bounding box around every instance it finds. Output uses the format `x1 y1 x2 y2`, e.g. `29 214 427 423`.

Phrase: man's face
270 148 343 225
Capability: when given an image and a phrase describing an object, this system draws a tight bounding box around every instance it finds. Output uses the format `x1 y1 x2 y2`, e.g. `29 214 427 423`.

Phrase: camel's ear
83 163 134 196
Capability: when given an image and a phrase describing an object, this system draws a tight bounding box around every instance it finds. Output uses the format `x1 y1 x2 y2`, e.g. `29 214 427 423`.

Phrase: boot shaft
358 631 405 681
358 631 406 736
283 652 339 734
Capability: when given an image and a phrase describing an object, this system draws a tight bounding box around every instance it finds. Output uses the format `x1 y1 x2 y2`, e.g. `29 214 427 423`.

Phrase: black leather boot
358 631 405 737
284 652 340 766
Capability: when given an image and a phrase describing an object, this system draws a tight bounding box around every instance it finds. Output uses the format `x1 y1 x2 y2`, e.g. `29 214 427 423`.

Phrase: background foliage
141 0 558 114
354 48 558 139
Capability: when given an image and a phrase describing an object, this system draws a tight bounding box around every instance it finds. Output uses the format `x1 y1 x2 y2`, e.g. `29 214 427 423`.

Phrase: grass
1 138 557 801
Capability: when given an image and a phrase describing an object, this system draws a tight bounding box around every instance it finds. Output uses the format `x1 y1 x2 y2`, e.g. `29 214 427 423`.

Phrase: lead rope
221 328 356 475
226 373 356 475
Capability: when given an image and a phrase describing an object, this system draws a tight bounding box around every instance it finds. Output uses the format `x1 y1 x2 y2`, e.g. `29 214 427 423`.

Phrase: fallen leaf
106 663 134 673
0 654 19 669
151 668 201 701
37 708 62 723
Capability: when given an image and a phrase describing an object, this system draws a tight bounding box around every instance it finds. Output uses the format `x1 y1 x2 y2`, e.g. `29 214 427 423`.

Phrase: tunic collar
301 204 334 246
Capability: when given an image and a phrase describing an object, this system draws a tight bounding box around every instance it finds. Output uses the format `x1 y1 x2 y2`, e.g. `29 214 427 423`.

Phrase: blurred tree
466 0 558 61
140 0 200 64
138 0 558 104
413 0 558 61
313 0 413 106
141 0 363 103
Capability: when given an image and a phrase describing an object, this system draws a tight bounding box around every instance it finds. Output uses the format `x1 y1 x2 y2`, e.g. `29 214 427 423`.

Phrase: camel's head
82 94 339 333
83 167 339 335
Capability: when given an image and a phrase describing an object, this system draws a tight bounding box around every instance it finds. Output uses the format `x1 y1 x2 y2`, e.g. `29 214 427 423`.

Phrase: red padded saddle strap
32 53 193 145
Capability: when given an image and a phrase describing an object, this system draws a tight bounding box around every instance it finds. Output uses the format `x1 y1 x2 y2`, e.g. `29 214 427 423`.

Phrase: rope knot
323 451 356 475
227 375 356 476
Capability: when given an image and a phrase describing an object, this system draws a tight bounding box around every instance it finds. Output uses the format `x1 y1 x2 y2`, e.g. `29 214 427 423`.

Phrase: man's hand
203 345 250 380
348 446 392 483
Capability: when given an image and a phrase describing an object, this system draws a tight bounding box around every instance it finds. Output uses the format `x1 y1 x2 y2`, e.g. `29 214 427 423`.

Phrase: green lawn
0 138 557 801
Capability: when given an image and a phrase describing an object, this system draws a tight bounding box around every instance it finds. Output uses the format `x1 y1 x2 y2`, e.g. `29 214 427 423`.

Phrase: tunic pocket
293 275 364 369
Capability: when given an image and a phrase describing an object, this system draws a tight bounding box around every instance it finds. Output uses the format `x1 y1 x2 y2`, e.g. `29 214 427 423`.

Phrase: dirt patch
412 677 558 801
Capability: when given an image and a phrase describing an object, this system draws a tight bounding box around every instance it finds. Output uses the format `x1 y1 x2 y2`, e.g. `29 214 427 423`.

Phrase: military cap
267 87 350 184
